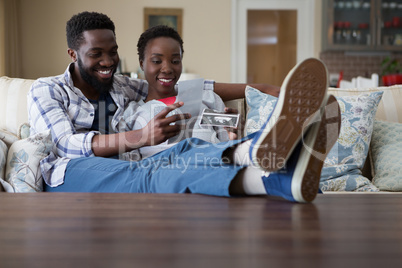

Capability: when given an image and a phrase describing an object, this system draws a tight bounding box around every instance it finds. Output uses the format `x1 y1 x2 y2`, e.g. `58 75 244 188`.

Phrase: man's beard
77 58 114 95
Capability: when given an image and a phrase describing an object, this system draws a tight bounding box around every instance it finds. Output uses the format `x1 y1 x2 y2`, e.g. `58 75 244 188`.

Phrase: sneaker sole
292 95 341 203
251 58 329 172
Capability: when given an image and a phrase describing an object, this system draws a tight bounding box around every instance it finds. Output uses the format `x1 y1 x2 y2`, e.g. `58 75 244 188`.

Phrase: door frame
231 0 316 83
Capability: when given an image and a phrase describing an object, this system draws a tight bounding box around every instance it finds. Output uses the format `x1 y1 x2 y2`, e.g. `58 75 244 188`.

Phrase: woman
120 25 248 160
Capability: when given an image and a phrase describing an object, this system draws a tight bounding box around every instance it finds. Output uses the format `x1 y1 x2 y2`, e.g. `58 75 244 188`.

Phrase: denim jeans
45 137 250 196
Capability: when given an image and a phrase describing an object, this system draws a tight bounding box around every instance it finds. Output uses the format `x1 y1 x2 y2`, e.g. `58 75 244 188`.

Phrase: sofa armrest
0 76 34 135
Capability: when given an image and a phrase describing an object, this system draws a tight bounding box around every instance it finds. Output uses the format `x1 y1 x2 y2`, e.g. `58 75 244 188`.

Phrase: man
28 11 340 202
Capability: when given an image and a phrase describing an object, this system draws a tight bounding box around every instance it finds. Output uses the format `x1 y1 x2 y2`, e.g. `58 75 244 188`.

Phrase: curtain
1 0 21 77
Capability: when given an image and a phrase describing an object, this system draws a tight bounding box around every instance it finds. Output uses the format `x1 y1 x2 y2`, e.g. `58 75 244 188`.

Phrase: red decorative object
384 21 393 28
382 74 402 86
358 23 369 29
392 17 400 28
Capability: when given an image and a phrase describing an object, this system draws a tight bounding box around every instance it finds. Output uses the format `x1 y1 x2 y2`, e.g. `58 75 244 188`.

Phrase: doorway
247 10 297 86
231 0 315 84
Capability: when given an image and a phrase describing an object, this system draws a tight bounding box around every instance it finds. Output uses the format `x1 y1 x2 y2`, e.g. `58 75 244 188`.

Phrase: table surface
1 193 402 268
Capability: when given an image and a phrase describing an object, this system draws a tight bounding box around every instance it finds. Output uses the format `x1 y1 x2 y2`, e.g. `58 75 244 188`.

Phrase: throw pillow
245 86 278 135
328 85 402 124
0 139 7 174
320 92 383 192
4 130 52 192
0 139 7 189
18 123 31 139
244 87 382 192
0 129 19 148
370 120 402 191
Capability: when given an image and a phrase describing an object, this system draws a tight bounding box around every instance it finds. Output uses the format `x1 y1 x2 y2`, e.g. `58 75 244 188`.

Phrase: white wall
18 0 322 82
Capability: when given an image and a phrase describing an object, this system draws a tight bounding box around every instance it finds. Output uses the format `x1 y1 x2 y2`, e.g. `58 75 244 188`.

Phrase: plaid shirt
28 64 148 187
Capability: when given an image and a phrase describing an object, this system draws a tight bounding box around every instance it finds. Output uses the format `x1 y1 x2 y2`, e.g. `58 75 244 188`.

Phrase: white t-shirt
118 81 229 161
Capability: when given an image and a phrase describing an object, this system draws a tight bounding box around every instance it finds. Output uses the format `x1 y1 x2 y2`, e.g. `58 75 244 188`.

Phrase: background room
0 0 324 86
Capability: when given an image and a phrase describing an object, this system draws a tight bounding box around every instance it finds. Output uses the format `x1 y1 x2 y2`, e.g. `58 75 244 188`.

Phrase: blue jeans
45 137 249 196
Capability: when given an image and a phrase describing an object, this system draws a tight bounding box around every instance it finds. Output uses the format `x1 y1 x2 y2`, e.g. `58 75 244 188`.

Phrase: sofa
1 75 402 193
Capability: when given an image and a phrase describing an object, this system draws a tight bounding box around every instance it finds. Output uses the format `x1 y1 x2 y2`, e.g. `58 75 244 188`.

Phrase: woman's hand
223 107 244 140
141 102 191 146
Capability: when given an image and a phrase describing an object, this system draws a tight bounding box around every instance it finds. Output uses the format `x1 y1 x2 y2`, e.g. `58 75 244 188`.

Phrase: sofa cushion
0 139 7 191
245 85 277 135
0 76 34 135
0 129 19 148
3 130 52 192
328 85 402 123
244 86 381 192
370 120 402 191
320 92 382 192
18 122 31 139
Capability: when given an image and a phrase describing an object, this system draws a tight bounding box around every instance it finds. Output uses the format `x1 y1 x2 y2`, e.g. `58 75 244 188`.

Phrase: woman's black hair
137 25 184 61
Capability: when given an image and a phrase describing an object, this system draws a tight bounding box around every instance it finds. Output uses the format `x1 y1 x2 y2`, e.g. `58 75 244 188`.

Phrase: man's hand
92 102 190 157
141 102 191 146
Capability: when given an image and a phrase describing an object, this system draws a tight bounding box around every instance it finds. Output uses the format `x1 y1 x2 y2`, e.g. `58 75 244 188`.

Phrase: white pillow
370 120 402 191
3 130 52 192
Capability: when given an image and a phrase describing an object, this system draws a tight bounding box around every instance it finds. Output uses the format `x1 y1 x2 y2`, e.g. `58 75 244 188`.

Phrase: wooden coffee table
1 193 401 267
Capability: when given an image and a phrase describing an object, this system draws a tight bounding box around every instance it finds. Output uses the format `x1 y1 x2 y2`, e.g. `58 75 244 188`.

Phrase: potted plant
381 56 402 86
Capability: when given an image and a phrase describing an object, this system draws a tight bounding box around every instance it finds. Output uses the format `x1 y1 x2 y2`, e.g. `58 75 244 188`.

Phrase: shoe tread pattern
301 96 341 202
256 59 328 171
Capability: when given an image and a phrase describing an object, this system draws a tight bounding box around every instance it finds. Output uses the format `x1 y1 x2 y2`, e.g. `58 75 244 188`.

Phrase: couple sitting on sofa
27 11 341 203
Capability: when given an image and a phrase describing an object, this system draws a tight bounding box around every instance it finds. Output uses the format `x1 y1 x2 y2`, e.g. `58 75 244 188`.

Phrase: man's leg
226 58 329 168
249 58 329 172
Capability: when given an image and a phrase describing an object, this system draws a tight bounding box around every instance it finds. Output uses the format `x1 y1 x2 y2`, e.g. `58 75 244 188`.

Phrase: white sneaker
250 58 329 172
261 95 341 203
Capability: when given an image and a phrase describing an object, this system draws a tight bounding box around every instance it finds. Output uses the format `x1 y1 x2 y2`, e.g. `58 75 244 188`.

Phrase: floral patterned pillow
3 130 52 192
245 87 383 192
245 86 278 135
320 92 383 192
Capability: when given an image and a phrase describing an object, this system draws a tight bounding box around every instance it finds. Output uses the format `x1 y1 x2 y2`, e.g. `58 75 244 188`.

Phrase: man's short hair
66 11 115 50
137 25 184 61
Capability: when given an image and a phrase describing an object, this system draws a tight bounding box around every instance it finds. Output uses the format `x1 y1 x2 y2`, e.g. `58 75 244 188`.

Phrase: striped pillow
0 76 34 135
328 85 402 123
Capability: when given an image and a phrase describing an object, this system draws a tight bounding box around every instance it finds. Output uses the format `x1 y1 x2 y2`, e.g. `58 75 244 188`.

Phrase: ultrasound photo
200 109 239 127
